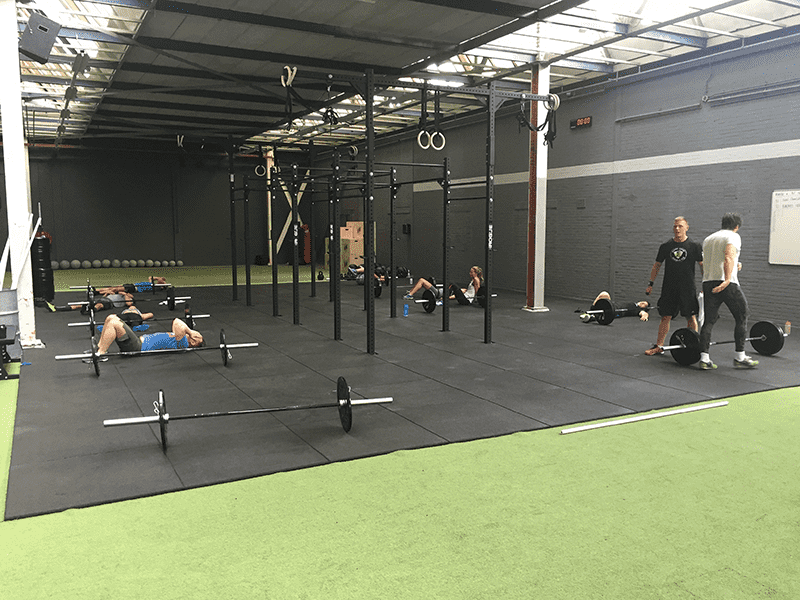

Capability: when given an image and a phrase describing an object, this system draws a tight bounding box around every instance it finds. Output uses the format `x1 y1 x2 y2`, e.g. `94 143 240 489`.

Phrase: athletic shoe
698 360 717 370
645 344 664 356
82 356 108 364
579 313 592 323
733 356 759 369
403 294 413 300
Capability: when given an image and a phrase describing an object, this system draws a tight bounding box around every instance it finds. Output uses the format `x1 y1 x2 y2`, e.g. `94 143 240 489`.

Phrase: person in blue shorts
95 313 204 356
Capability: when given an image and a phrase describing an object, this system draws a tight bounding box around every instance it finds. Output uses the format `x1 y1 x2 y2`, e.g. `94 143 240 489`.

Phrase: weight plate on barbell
592 298 615 326
669 328 701 366
421 288 438 313
158 390 168 452
220 329 228 367
749 321 784 356
337 376 353 433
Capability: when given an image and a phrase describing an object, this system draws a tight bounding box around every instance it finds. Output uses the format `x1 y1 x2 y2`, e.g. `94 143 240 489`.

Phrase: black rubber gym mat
6 283 800 519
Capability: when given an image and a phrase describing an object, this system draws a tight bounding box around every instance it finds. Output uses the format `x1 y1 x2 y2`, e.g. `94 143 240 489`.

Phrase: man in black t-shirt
644 216 703 355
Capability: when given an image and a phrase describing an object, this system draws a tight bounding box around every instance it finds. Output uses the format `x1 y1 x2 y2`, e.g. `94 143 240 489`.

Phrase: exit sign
570 116 592 129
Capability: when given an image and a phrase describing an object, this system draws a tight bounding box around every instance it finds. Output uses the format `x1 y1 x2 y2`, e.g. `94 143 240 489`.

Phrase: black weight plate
749 321 784 356
158 390 168 452
220 329 228 366
669 328 701 366
337 376 353 433
592 298 615 326
91 337 101 376
422 288 437 313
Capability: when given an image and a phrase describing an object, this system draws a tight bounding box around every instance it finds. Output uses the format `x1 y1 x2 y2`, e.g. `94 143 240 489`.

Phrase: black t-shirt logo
670 247 688 262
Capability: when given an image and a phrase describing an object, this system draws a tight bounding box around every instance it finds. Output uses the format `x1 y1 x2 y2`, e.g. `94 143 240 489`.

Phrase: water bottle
403 302 409 317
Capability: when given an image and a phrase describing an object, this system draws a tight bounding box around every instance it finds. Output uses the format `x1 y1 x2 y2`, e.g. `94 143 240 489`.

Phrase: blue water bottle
403 302 409 317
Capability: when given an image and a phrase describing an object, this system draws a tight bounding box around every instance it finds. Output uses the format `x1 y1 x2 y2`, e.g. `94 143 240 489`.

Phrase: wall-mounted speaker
19 13 61 64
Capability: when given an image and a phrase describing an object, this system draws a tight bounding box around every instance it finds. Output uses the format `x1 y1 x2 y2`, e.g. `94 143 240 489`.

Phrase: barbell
54 329 259 376
103 376 393 452
68 310 210 331
664 320 791 366
413 287 493 313
69 280 171 295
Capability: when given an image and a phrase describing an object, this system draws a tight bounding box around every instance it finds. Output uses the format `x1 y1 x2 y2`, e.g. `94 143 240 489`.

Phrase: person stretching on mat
95 276 170 296
403 274 439 299
448 266 483 305
578 291 651 323
404 266 483 305
95 313 204 357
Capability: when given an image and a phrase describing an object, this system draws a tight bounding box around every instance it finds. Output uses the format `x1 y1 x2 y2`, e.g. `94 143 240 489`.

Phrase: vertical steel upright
364 68 376 354
243 176 252 306
269 166 280 316
389 167 397 318
228 146 238 301
291 164 301 325
442 157 451 332
484 83 500 344
331 154 342 340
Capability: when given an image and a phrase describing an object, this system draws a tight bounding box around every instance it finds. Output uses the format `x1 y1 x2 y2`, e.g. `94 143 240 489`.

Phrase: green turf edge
5 264 321 292
0 362 21 520
1 388 798 599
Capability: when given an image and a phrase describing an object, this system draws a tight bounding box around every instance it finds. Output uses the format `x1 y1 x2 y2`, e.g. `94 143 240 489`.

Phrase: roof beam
134 37 403 76
155 1 440 50
401 0 589 75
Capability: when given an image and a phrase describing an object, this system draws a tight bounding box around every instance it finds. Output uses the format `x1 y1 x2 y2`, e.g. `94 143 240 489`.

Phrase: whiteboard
769 189 800 265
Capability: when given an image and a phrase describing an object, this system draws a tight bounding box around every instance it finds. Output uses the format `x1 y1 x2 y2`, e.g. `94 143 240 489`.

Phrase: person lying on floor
578 291 651 323
95 313 204 356
94 276 170 296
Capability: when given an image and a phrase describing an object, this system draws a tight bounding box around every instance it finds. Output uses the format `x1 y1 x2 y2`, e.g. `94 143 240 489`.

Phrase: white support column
523 64 551 313
1 0 43 348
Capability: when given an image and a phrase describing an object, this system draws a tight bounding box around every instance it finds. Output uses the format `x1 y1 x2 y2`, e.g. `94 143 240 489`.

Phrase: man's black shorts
657 287 698 318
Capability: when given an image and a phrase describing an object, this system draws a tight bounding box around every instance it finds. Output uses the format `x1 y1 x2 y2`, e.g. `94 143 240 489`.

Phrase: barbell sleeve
351 397 393 405
104 415 161 427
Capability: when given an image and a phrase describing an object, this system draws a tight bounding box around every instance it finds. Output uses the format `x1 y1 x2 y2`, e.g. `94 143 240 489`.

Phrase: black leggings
448 284 471 305
699 281 749 352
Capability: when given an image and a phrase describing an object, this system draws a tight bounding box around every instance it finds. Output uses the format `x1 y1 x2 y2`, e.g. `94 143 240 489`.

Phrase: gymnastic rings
545 93 560 111
417 129 446 151
254 164 267 177
430 130 446 151
417 129 431 150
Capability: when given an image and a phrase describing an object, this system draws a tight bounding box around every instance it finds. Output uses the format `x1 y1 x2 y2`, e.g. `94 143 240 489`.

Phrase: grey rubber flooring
6 281 799 519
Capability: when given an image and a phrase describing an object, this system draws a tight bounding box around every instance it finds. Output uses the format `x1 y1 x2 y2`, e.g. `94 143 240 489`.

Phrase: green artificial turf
2 387 798 599
0 362 19 519
4 264 318 292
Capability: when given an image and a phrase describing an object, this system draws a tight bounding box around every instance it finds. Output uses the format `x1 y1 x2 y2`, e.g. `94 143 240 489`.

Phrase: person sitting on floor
404 266 483 306
579 291 651 323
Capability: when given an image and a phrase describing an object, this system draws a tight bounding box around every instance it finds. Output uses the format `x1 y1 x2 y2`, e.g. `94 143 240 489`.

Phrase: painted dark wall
4 38 798 326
